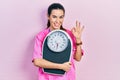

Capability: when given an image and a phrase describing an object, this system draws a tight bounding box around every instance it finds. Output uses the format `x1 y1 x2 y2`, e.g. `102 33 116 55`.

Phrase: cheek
60 19 64 23
50 18 56 23
49 20 54 25
61 17 64 21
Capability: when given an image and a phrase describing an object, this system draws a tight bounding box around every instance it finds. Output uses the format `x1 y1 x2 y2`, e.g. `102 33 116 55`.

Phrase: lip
54 23 60 28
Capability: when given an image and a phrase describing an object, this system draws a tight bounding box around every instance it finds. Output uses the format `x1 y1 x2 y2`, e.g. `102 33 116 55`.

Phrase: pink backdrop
0 0 120 80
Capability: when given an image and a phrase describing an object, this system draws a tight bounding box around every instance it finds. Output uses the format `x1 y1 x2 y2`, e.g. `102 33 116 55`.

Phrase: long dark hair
47 3 66 30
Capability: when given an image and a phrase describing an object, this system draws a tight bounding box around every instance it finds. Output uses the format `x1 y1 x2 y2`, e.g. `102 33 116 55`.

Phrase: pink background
0 0 120 80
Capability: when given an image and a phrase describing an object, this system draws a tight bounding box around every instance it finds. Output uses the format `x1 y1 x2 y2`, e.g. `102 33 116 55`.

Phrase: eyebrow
52 15 64 17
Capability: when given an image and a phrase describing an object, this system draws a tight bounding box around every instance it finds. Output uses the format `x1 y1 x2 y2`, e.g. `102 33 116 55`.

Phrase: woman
32 3 84 80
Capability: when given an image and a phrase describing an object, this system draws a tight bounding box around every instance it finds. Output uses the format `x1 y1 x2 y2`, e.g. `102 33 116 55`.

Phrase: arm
33 58 61 69
74 38 83 61
33 32 71 72
33 58 71 72
71 21 84 61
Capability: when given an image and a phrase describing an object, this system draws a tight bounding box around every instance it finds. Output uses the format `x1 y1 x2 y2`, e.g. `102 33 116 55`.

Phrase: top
32 28 84 80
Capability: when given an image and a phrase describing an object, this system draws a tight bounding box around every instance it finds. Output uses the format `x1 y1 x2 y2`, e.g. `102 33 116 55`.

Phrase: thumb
68 62 72 65
71 27 75 33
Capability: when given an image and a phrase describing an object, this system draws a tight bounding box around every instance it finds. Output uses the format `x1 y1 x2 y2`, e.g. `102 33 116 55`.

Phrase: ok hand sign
71 21 84 41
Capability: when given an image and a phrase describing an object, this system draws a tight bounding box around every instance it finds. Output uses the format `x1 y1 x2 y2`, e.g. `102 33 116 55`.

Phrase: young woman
32 3 84 80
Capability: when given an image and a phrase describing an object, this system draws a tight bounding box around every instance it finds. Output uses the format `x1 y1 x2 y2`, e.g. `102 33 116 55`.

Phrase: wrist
58 64 63 70
76 38 82 43
76 41 82 45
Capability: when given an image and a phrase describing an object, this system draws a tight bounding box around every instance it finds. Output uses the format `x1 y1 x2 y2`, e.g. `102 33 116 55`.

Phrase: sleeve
32 35 43 62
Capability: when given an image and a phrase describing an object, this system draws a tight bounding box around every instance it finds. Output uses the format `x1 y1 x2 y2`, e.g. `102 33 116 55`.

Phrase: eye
60 15 64 19
52 15 57 18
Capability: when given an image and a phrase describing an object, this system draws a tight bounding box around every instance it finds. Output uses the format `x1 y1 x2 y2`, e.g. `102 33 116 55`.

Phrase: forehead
50 9 64 16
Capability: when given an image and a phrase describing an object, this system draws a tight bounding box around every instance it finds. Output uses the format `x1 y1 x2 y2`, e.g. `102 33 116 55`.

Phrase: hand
60 62 71 72
71 21 84 42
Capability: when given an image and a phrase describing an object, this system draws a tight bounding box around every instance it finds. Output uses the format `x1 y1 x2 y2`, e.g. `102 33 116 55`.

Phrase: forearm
74 39 83 61
33 58 62 69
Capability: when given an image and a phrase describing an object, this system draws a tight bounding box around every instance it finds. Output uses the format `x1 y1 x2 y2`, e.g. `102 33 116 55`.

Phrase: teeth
55 24 59 27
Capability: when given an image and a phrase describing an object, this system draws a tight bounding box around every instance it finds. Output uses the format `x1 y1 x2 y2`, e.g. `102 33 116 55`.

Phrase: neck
49 27 60 31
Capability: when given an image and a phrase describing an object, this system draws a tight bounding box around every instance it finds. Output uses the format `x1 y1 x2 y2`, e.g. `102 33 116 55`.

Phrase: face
48 9 64 30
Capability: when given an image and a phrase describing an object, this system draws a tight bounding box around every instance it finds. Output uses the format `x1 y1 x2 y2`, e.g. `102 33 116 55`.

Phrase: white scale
42 30 72 75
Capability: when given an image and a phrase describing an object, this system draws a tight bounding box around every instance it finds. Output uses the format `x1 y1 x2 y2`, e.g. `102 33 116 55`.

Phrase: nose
56 18 60 23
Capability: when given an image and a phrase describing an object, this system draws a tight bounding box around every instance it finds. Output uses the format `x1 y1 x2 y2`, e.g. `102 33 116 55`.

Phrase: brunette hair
47 3 65 30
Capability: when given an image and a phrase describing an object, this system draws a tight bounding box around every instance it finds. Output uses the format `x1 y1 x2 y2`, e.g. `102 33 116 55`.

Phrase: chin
53 26 60 29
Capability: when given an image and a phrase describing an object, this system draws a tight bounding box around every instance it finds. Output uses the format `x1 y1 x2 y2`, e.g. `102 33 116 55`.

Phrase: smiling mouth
54 23 60 27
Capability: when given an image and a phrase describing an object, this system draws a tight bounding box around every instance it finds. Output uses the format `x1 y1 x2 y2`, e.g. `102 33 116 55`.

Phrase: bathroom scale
42 30 72 75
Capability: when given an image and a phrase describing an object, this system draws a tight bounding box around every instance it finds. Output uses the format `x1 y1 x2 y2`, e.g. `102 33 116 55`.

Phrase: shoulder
37 28 49 35
35 28 49 40
65 29 76 44
65 29 74 37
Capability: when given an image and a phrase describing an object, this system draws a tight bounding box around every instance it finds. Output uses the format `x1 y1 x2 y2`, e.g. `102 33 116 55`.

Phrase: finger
81 25 85 32
76 21 80 28
78 22 81 31
76 21 81 32
78 21 81 28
